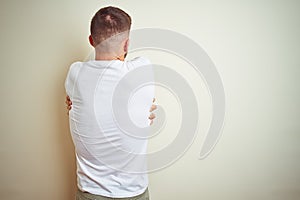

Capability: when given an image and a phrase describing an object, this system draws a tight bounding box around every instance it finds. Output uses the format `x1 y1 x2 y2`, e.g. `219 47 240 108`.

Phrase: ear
124 38 129 53
89 35 94 47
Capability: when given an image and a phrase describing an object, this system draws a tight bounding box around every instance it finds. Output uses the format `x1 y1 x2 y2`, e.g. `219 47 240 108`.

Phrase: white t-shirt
65 57 154 198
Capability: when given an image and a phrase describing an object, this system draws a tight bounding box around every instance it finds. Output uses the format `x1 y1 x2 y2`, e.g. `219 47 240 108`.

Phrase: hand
65 95 72 115
149 98 157 125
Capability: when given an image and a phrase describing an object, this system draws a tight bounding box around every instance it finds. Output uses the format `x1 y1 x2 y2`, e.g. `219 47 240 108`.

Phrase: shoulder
67 61 83 78
65 62 82 94
69 61 83 71
129 57 151 65
125 57 151 70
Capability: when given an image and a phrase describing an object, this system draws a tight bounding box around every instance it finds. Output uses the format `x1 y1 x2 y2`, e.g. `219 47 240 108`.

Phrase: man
65 6 156 200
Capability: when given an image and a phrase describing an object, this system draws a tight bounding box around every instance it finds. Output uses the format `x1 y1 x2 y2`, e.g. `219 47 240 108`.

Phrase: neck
95 52 125 61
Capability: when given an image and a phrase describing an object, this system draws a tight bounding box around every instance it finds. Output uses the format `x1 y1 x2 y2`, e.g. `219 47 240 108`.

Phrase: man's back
65 57 154 198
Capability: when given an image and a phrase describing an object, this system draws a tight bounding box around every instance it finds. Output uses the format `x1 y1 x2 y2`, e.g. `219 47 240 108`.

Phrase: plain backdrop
0 0 299 199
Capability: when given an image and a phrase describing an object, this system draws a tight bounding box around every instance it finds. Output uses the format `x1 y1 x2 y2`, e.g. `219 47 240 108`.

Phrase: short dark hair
90 6 132 46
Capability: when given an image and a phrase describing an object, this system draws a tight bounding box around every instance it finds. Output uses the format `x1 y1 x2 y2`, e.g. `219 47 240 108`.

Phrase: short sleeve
65 62 82 98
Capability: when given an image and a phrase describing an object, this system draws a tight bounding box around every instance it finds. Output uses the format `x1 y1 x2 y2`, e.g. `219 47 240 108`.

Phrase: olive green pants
76 188 150 200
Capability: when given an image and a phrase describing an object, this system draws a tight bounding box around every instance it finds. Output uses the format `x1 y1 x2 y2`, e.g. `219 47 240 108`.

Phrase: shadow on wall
55 63 77 200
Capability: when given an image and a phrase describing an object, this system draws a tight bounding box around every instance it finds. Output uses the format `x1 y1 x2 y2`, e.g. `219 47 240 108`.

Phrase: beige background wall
0 0 299 199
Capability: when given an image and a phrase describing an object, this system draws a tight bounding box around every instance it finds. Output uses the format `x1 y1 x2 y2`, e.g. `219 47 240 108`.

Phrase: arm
65 96 157 124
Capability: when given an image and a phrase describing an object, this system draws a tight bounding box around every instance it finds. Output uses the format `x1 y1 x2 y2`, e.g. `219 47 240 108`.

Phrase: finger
150 119 153 125
149 104 157 112
151 114 156 120
148 113 154 119
148 113 155 120
66 95 72 101
67 105 72 110
65 100 72 106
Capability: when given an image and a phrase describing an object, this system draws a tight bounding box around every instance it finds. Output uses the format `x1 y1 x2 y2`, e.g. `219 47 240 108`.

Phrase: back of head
90 6 132 46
